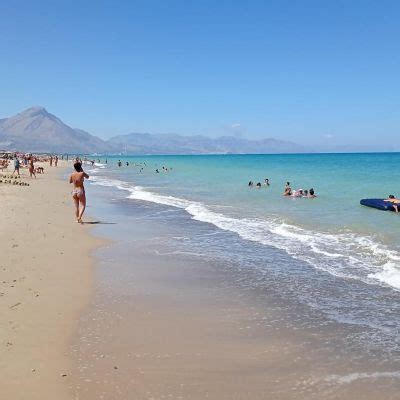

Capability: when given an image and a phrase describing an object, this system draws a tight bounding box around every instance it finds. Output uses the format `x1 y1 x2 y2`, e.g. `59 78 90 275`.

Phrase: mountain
0 106 109 153
0 106 306 154
107 132 306 154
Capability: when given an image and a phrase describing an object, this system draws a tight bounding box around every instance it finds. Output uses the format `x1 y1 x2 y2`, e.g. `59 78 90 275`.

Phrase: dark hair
74 162 83 172
286 182 290 186
309 188 315 195
389 194 395 199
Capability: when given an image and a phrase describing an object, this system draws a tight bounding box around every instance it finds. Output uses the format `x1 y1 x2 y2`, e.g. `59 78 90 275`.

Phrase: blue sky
1 0 399 146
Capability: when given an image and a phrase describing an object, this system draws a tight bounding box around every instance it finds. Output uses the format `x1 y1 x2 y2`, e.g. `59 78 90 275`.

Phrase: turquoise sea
86 152 400 358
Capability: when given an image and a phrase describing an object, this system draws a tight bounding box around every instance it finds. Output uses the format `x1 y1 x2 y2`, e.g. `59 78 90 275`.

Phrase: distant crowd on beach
248 178 317 198
0 152 59 179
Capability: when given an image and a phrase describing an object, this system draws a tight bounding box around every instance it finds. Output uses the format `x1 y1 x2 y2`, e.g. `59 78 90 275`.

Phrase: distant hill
107 132 306 154
0 106 109 153
0 106 307 155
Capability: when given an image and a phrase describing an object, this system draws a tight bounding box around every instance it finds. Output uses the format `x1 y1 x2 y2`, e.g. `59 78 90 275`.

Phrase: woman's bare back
69 171 89 188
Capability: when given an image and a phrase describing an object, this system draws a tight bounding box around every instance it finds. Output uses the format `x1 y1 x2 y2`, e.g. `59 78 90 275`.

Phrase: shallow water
71 172 400 399
80 154 400 368
89 153 400 291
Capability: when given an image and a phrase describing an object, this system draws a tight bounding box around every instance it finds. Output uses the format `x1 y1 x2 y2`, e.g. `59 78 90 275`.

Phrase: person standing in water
69 162 89 223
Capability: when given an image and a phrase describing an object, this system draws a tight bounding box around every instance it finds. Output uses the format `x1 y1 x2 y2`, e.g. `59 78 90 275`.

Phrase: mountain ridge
0 106 110 154
107 132 306 155
0 106 306 155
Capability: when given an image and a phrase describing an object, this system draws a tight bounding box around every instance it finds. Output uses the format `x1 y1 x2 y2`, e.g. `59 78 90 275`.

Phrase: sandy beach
1 158 400 400
0 162 102 400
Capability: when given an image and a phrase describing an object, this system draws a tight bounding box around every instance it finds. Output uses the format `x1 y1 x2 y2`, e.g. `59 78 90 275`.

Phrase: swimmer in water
308 188 317 198
248 181 253 187
283 182 292 196
291 189 303 197
118 160 122 167
384 195 400 212
264 178 270 186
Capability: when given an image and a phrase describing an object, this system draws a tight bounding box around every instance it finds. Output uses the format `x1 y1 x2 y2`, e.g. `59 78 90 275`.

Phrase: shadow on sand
82 221 117 225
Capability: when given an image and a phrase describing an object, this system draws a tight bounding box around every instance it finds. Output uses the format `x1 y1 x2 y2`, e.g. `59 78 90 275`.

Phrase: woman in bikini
28 157 36 179
69 162 89 223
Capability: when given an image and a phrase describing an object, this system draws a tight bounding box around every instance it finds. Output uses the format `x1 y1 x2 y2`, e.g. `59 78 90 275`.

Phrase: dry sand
0 161 102 400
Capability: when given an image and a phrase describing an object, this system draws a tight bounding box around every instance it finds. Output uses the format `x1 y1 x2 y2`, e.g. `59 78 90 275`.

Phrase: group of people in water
116 159 172 174
248 178 317 198
283 182 316 198
248 178 270 188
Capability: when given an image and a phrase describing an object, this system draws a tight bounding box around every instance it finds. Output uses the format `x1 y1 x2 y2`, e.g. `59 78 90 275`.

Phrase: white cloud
223 122 246 137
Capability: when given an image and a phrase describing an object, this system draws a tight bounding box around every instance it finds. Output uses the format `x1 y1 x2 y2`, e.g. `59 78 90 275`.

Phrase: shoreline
71 177 400 399
2 158 400 399
0 161 103 399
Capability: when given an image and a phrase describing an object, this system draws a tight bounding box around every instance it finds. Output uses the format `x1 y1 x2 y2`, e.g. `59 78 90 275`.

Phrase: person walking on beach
12 155 20 176
49 156 53 167
69 162 89 223
55 155 58 167
28 157 36 179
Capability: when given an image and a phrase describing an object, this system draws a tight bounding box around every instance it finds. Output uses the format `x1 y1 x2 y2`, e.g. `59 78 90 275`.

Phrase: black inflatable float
360 198 398 211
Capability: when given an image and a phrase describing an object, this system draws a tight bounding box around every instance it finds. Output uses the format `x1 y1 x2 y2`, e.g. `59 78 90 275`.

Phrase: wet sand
71 193 400 400
0 162 102 400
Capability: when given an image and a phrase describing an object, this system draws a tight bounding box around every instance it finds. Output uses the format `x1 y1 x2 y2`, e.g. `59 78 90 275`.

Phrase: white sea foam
368 262 400 290
89 175 400 290
94 162 106 168
326 371 400 384
83 161 106 169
